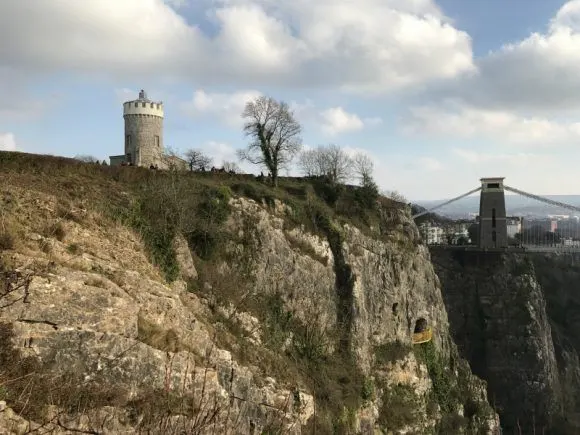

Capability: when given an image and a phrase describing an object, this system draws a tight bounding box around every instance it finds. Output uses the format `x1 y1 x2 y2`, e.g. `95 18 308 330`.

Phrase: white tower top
123 89 164 118
480 177 505 192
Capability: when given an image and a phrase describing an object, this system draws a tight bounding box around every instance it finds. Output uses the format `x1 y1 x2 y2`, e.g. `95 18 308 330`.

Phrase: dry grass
0 225 16 251
284 231 329 266
0 151 413 433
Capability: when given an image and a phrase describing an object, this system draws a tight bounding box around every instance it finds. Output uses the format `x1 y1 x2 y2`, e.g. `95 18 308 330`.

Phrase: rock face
430 248 580 433
0 185 498 434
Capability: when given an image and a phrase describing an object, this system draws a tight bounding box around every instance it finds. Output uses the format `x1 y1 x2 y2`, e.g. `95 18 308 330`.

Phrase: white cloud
404 102 580 147
180 91 382 136
163 0 190 9
421 0 580 113
181 89 262 127
0 133 17 151
320 107 365 135
320 107 383 135
0 0 473 93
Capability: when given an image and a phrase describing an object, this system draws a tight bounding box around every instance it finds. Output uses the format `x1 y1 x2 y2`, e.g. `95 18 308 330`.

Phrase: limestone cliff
431 249 580 434
0 153 498 434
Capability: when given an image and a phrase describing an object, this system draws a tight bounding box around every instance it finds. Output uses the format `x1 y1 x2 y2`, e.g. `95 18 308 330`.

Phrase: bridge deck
427 245 580 253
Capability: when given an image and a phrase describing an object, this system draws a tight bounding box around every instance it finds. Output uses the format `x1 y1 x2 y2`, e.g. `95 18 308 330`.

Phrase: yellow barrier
412 327 433 345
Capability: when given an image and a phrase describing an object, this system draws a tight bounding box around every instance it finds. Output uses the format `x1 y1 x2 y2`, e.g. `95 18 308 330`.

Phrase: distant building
419 222 445 245
506 217 522 238
530 219 558 233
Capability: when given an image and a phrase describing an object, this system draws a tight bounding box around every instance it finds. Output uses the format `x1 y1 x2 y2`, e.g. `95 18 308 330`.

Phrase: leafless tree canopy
383 190 408 203
222 161 240 173
237 96 302 186
352 153 374 183
299 144 353 184
184 149 213 171
74 155 100 163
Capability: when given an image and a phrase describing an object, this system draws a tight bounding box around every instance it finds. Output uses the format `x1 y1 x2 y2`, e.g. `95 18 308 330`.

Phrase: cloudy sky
1 0 580 200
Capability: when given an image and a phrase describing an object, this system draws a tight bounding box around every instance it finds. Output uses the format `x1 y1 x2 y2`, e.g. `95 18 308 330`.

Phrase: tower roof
123 89 162 105
138 89 150 102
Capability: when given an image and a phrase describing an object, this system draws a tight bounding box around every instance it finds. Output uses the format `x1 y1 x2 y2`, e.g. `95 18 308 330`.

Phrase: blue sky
1 0 580 200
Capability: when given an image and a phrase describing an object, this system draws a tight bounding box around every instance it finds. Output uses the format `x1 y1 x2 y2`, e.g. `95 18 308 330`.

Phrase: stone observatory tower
121 89 164 167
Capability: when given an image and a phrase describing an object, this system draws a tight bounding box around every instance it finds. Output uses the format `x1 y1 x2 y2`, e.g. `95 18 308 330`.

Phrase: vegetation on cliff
0 151 497 433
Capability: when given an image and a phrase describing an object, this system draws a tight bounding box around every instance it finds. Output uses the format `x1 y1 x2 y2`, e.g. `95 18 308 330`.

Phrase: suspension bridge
412 177 580 253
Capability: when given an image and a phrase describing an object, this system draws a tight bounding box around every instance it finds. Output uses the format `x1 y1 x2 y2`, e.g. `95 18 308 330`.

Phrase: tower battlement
123 90 164 118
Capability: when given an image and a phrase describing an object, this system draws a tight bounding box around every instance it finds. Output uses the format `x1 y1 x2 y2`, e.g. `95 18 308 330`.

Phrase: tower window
125 135 131 147
134 102 138 108
154 135 160 147
487 183 500 189
142 102 146 108
492 231 497 242
150 103 154 108
492 208 496 228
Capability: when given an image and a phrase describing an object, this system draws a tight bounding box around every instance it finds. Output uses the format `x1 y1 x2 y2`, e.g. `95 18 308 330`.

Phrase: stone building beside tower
109 90 186 169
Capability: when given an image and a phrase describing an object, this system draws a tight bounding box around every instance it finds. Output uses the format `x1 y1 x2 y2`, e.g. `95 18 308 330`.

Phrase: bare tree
351 153 380 207
237 96 302 186
74 155 100 163
184 149 213 171
298 149 320 178
299 144 352 184
383 190 407 203
352 153 374 184
222 161 240 173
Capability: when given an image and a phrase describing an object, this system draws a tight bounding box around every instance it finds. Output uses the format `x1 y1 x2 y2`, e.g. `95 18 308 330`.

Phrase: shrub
42 221 66 241
188 186 232 260
67 243 80 254
0 227 15 250
378 383 419 430
361 377 375 402
416 341 458 414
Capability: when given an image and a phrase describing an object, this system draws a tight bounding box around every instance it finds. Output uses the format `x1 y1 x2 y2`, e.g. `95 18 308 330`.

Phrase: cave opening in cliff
412 318 432 344
414 318 428 333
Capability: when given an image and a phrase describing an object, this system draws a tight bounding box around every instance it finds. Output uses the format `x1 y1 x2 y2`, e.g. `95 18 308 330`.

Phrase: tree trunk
272 167 278 187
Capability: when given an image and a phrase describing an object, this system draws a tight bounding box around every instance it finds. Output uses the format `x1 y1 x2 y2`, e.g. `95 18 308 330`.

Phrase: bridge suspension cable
504 185 580 214
412 186 482 219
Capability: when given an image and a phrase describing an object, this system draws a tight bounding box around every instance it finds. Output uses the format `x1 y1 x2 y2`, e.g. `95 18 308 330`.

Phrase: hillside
0 151 498 434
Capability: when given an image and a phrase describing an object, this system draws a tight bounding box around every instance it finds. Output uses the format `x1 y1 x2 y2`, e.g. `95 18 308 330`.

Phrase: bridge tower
478 177 508 249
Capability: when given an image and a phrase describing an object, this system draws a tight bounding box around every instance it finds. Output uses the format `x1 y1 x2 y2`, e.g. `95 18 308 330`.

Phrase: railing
412 328 433 345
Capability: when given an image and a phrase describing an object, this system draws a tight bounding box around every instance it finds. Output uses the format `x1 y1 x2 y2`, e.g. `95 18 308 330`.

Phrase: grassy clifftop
0 151 406 282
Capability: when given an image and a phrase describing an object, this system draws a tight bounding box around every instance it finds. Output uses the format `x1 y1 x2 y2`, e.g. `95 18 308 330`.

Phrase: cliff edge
0 152 498 434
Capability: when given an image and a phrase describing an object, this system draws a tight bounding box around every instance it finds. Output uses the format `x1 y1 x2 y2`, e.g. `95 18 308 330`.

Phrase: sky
1 0 580 200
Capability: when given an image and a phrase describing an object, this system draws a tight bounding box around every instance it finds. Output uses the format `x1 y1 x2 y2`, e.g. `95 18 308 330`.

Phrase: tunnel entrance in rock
414 318 428 333
412 317 432 344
